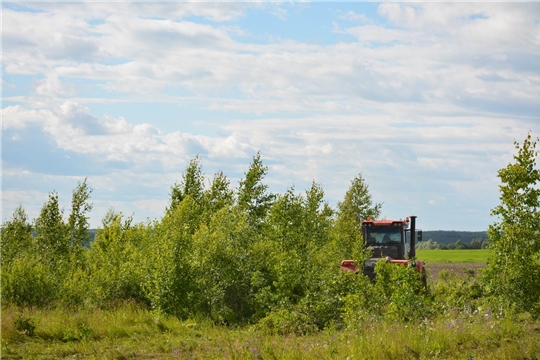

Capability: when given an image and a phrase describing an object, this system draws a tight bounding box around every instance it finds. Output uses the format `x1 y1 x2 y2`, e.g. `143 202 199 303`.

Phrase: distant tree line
416 237 488 250
421 231 488 245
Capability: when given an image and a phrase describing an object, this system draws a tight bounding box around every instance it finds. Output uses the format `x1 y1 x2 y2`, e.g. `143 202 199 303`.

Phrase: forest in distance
1 134 540 359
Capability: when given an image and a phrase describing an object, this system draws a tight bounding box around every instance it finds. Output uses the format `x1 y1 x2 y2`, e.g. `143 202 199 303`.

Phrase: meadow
2 302 540 359
417 249 490 263
3 250 540 359
3 255 540 359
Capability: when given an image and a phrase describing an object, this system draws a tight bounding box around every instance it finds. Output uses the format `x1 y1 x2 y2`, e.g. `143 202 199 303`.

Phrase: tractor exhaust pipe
410 215 417 259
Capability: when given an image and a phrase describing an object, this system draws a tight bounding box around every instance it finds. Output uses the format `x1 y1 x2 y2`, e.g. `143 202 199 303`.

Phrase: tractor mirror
417 230 423 242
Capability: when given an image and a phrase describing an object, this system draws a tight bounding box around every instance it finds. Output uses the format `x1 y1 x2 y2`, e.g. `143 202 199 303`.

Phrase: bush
342 261 431 328
483 134 540 315
257 308 318 335
432 269 484 315
374 261 431 321
1 253 57 307
13 315 36 337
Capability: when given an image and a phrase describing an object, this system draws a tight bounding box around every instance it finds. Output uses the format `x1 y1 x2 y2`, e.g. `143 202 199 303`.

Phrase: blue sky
2 1 540 231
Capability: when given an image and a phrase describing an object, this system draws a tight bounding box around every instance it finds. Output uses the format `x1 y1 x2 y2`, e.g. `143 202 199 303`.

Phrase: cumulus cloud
2 2 539 230
1 101 256 172
1 105 50 130
33 75 75 97
4 2 539 114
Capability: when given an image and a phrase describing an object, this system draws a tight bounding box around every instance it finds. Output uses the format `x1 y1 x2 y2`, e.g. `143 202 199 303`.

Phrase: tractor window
366 227 402 245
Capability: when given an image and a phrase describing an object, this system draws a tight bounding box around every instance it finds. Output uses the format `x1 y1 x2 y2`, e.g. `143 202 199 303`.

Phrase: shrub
257 308 318 335
14 315 36 337
432 269 484 315
1 253 57 307
483 134 540 315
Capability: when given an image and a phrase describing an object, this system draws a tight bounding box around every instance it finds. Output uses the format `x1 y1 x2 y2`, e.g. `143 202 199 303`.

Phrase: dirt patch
425 262 485 282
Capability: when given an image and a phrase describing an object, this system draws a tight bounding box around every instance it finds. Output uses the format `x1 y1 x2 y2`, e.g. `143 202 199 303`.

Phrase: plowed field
425 262 485 282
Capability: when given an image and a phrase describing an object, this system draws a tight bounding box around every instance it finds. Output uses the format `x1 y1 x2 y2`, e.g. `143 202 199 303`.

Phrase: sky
2 1 540 231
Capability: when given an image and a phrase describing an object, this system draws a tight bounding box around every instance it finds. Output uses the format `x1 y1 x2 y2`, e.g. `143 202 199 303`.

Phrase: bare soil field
425 262 485 282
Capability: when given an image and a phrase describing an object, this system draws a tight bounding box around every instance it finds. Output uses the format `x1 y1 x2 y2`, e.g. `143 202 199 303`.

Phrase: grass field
2 305 539 359
417 249 490 263
7 249 540 359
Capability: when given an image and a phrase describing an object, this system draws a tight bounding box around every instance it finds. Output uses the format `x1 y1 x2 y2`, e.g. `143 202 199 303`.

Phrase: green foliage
2 184 94 309
469 237 487 249
416 238 440 250
339 174 382 221
1 253 57 307
67 178 93 249
10 148 537 333
170 155 205 209
59 261 92 308
432 269 483 314
334 174 381 258
13 315 36 337
201 171 234 224
257 308 318 335
376 261 430 321
342 261 430 327
143 195 203 317
1 205 34 265
255 182 355 330
237 152 275 228
484 133 540 314
34 191 69 261
190 207 259 323
1 153 429 328
87 210 146 308
1 207 53 307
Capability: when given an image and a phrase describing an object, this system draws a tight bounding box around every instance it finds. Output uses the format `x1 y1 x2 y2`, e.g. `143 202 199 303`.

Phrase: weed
13 314 35 337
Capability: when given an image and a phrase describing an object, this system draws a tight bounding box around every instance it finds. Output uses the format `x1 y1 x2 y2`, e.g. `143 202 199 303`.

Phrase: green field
417 249 490 263
2 305 539 359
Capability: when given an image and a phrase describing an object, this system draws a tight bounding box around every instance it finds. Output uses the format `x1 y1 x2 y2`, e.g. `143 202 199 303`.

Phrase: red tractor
340 215 426 283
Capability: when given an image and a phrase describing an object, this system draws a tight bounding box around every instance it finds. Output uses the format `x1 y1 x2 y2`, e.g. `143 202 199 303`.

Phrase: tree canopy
484 134 540 314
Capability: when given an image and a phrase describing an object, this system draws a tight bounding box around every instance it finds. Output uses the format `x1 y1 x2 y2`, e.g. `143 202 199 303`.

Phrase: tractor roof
362 218 409 227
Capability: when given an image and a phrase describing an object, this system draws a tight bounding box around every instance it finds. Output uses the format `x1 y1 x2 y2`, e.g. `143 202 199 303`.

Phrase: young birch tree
485 133 540 314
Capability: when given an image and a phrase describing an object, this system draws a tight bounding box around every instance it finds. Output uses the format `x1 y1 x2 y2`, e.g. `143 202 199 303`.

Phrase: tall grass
3 303 539 359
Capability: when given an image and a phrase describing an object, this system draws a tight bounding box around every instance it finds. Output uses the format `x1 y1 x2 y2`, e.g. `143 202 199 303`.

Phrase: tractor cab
363 219 409 260
340 215 424 281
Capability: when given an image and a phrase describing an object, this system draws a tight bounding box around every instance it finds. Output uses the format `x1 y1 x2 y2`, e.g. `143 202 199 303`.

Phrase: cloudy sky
2 1 540 231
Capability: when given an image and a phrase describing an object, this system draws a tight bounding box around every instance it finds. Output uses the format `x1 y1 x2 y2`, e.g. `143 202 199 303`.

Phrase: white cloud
2 2 539 230
2 189 50 221
1 101 255 170
335 10 371 23
33 75 75 97
4 2 539 115
1 105 51 130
